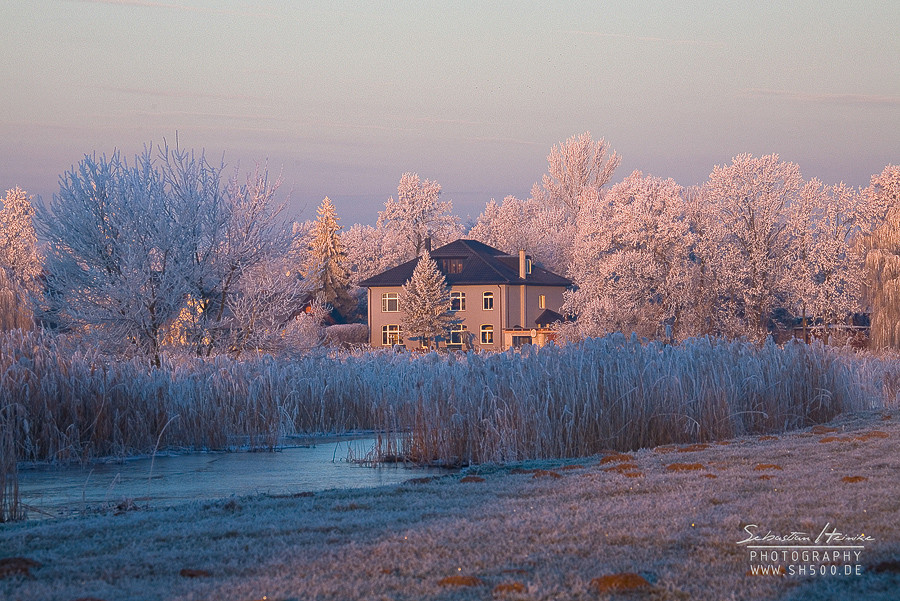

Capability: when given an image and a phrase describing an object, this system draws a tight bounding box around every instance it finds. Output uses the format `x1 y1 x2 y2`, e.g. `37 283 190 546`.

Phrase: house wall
368 283 567 351
503 285 566 330
367 285 406 348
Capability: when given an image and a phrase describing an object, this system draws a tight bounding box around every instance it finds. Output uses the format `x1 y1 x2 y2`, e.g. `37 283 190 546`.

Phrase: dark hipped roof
535 309 566 327
359 239 572 288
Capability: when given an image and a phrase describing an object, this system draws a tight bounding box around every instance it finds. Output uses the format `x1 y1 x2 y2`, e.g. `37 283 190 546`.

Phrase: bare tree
0 187 41 330
377 173 461 265
701 154 803 341
563 171 696 340
863 165 900 349
531 131 620 220
36 145 298 364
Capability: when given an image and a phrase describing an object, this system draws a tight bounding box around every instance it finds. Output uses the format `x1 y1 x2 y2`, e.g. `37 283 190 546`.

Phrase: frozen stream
16 438 440 519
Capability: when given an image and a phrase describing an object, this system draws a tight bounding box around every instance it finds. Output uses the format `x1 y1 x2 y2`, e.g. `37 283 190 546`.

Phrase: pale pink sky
1 1 898 224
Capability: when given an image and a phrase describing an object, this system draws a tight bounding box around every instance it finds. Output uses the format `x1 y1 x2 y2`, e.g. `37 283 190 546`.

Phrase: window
440 258 465 274
381 292 399 312
480 324 494 344
512 335 532 347
382 325 402 345
448 325 467 348
483 291 494 310
526 258 532 274
538 294 546 309
450 291 466 311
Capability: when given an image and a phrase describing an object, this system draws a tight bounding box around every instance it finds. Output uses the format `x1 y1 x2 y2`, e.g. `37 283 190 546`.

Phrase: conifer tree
302 196 354 317
399 250 454 349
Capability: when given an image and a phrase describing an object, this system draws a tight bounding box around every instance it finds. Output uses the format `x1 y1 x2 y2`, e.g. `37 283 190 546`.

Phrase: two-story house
359 239 572 350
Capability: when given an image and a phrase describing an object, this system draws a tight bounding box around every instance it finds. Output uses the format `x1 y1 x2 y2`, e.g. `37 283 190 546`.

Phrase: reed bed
0 330 896 483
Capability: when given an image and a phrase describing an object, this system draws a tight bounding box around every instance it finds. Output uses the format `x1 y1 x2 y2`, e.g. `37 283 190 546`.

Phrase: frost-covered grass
1 331 897 469
1 409 897 600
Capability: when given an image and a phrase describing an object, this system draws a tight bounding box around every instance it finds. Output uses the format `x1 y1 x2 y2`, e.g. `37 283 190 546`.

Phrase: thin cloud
563 29 723 48
744 88 900 106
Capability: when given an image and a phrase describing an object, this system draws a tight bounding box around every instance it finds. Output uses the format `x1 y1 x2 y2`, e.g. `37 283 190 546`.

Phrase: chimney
424 237 432 253
518 249 526 279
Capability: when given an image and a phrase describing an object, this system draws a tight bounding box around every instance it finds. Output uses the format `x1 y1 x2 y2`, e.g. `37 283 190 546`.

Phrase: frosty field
2 409 897 601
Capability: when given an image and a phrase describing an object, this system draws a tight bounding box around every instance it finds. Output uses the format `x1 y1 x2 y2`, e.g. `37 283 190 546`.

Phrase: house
359 239 572 350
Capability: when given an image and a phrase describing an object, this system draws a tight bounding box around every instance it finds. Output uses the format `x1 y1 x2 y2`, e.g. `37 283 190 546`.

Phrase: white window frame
450 291 466 312
382 292 399 312
382 324 402 345
483 291 494 310
538 294 546 309
448 324 467 348
480 324 494 344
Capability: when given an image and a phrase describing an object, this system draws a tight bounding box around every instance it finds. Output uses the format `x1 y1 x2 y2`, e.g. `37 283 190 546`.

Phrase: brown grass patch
818 436 852 443
678 443 710 452
753 463 783 471
493 582 526 594
715 440 731 446
666 462 704 472
590 572 650 592
599 453 635 464
811 425 839 434
856 431 889 441
704 474 718 479
841 476 868 483
460 475 486 483
758 475 773 480
179 568 211 578
559 464 585 471
603 463 640 474
623 471 644 478
439 575 483 587
0 557 41 579
882 414 892 421
653 446 678 454
406 477 436 484
871 560 900 573
532 470 562 479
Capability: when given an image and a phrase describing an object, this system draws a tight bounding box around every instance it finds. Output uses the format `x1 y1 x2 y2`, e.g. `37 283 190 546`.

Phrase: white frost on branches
564 171 696 340
377 173 462 266
301 197 354 317
0 187 41 330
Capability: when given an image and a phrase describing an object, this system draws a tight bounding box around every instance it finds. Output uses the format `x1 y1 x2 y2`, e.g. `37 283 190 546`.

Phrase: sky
1 1 898 226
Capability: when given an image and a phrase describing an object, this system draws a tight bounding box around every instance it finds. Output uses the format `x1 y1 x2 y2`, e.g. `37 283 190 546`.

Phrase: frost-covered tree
223 258 314 356
789 180 867 342
342 223 383 287
564 171 696 340
0 187 41 330
531 131 620 220
467 196 572 275
398 250 454 349
377 173 461 266
36 145 297 364
36 150 196 365
301 197 354 317
702 154 803 341
863 165 900 349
